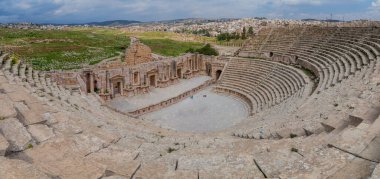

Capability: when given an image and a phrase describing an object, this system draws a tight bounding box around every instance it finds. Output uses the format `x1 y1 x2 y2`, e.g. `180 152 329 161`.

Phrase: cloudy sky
0 0 379 23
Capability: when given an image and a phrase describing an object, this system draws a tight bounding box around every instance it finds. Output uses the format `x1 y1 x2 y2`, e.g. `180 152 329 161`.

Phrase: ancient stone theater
0 25 380 179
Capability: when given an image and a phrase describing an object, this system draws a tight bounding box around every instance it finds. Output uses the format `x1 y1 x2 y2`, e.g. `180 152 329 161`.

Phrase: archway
113 82 122 95
177 68 182 79
133 72 139 84
149 75 156 87
94 80 98 93
216 70 222 80
86 73 91 93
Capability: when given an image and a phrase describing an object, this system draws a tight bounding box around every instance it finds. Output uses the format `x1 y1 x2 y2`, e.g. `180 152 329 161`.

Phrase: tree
248 26 254 36
186 44 218 56
241 27 247 40
217 33 231 41
186 48 195 53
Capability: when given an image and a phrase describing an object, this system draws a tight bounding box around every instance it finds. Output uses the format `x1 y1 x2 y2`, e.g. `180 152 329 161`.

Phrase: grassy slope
125 31 206 56
0 28 208 70
141 38 204 57
0 27 129 70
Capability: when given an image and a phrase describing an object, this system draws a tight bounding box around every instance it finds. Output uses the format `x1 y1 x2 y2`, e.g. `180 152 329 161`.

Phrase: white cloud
15 1 32 9
372 0 380 7
277 0 325 5
0 0 378 23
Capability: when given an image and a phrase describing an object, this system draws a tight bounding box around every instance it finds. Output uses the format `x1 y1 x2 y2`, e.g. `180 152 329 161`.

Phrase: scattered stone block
27 124 55 143
0 134 9 156
0 118 32 152
0 157 50 179
86 145 140 177
0 94 17 119
25 138 106 179
14 102 47 125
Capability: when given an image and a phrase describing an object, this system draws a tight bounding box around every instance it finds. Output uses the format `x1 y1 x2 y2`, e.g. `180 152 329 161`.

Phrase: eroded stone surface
0 134 9 156
0 118 32 152
86 145 140 177
0 157 50 179
25 137 106 179
0 94 17 119
14 102 47 125
27 124 55 143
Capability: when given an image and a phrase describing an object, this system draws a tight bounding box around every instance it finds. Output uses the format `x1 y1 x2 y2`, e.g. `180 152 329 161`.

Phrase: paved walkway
108 76 212 113
141 87 249 132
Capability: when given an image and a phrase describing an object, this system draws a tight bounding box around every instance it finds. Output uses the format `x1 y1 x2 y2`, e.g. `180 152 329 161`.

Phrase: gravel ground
108 76 212 112
142 87 249 132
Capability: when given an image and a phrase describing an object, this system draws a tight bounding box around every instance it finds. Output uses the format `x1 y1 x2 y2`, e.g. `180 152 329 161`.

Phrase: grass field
141 39 204 57
0 27 207 70
0 27 130 70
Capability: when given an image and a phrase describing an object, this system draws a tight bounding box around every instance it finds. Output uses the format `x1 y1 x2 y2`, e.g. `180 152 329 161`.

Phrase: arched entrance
177 68 182 79
110 75 124 97
149 75 156 87
94 80 98 93
216 70 222 80
113 82 122 95
133 72 139 85
86 73 91 93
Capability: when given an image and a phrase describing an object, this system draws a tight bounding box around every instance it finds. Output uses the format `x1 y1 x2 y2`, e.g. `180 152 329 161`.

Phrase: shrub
10 54 20 65
291 147 298 153
167 147 177 153
27 144 33 149
290 133 298 138
186 44 218 56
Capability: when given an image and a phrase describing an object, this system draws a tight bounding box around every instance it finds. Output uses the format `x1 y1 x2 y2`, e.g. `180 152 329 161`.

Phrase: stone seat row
216 58 309 114
259 35 379 92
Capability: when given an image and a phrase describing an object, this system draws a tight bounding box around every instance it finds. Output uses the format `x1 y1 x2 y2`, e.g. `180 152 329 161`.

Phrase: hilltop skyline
0 0 379 24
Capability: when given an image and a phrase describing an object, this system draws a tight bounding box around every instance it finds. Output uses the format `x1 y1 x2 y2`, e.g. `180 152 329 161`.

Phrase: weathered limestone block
254 151 304 178
50 113 84 135
0 94 17 119
86 145 140 177
7 88 40 104
0 118 33 152
0 134 9 156
25 137 106 179
0 157 50 179
27 124 55 143
165 170 198 179
350 104 380 123
14 102 47 125
0 75 7 83
371 163 380 179
71 127 120 156
0 83 18 93
102 176 127 179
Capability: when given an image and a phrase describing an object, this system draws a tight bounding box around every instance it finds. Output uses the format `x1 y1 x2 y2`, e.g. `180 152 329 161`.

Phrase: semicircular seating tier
239 26 380 93
214 58 312 115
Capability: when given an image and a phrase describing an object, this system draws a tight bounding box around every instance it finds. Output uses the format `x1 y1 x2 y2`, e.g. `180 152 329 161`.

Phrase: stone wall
128 79 214 117
78 53 226 100
48 39 226 100
125 37 153 65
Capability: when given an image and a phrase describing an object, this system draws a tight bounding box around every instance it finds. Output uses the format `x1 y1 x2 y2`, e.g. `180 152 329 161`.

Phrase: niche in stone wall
133 72 139 84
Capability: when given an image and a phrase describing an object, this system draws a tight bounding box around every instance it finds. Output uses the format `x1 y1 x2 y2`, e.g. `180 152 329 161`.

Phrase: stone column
120 81 124 96
110 82 114 97
90 74 94 93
